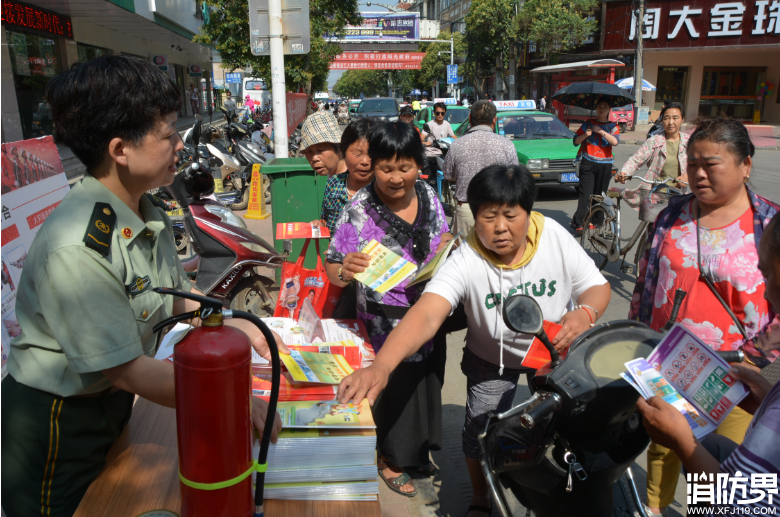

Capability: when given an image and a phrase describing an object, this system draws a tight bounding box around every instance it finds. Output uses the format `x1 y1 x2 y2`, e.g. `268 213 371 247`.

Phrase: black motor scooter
480 292 743 517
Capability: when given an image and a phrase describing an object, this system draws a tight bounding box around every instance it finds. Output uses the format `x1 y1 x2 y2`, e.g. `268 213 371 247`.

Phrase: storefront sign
603 0 780 50
152 54 169 72
331 12 419 40
189 64 202 77
330 52 426 70
1 136 69 378
1 0 72 39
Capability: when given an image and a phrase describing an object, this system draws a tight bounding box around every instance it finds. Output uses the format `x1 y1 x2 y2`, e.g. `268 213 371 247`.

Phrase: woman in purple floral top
326 122 453 497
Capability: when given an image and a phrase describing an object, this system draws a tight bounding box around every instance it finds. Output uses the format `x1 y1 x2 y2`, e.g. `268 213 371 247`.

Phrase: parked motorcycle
164 119 284 316
480 292 743 517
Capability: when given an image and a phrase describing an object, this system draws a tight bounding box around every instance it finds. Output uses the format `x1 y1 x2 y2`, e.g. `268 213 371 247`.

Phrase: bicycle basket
638 189 672 222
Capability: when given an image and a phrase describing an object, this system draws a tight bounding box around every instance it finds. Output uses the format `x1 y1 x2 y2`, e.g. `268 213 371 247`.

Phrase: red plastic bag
274 238 342 319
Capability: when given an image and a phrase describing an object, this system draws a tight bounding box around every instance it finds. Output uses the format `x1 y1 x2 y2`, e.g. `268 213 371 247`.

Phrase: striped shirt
719 380 780 512
320 172 349 233
573 119 620 164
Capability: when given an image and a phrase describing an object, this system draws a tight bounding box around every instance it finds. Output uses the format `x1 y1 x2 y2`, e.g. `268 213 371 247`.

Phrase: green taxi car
453 102 580 189
415 105 470 135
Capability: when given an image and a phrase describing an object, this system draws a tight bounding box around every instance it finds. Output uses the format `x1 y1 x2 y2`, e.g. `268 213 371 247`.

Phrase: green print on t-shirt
484 279 557 309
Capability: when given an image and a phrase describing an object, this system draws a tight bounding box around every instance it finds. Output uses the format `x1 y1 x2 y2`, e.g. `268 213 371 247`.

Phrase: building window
655 67 688 110
77 43 110 63
699 67 764 119
5 28 63 140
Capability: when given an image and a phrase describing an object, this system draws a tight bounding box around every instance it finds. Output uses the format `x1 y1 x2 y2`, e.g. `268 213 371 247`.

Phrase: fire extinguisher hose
229 310 281 516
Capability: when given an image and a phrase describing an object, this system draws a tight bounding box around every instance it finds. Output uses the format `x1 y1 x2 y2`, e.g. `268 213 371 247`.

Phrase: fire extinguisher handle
228 310 281 511
153 287 223 313
152 310 199 334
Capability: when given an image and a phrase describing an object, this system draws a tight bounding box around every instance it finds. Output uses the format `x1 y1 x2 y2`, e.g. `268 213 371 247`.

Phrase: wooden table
74 398 381 517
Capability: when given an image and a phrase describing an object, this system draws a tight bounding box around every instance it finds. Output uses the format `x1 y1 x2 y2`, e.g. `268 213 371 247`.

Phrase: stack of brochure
253 399 379 500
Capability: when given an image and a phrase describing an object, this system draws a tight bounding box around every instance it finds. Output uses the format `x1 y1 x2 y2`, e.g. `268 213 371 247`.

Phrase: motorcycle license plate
560 173 579 183
167 209 184 216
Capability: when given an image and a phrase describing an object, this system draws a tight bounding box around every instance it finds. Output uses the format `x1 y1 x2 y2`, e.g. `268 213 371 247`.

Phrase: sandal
466 503 492 516
415 462 439 476
378 466 417 497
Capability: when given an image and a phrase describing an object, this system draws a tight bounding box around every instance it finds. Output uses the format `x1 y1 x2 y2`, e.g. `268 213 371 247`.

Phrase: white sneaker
642 504 669 517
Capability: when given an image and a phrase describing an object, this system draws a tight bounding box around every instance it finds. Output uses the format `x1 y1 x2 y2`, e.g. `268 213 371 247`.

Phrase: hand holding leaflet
353 240 417 293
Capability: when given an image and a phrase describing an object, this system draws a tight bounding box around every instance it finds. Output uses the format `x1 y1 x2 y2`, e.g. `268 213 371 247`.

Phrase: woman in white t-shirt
337 164 611 517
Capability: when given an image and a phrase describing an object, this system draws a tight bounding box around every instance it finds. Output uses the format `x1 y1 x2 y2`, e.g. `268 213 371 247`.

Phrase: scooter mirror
282 239 293 255
192 121 202 160
503 294 544 335
195 114 203 121
503 295 561 366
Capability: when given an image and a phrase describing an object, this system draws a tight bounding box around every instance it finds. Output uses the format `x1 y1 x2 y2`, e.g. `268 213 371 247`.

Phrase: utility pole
450 36 454 99
633 0 644 123
268 0 289 158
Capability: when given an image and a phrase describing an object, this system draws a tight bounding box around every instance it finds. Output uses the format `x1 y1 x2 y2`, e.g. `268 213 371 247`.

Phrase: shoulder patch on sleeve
83 202 116 256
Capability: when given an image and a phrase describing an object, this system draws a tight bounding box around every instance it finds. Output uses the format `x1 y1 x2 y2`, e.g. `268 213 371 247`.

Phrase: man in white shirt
540 95 547 111
421 102 457 176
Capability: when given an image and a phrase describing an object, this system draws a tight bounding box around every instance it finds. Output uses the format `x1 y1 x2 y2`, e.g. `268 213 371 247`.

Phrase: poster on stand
1 135 69 378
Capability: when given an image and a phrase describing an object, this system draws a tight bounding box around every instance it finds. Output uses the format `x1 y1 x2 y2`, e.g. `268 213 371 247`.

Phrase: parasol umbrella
410 89 421 96
614 77 657 92
422 90 429 95
551 82 635 109
461 87 474 95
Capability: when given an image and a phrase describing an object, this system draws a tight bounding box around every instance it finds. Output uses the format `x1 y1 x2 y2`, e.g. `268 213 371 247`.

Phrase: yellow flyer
353 240 417 293
280 350 354 384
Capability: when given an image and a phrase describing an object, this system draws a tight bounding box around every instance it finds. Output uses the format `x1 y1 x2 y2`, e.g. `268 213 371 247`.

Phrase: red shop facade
601 0 780 122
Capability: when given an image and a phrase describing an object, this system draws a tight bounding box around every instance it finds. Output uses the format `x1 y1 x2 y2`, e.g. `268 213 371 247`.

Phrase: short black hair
689 117 754 164
367 122 425 168
467 164 537 218
433 102 447 113
46 55 181 172
470 100 497 126
660 102 685 120
340 117 375 156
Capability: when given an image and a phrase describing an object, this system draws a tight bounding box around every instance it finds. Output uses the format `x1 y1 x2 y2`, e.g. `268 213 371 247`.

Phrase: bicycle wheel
580 206 615 271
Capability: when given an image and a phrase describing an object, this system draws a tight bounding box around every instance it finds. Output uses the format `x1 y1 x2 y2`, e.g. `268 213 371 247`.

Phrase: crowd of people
1 54 778 517
297 98 780 516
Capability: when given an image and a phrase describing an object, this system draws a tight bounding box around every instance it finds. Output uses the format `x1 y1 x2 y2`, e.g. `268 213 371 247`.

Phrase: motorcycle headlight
239 241 274 254
204 204 248 229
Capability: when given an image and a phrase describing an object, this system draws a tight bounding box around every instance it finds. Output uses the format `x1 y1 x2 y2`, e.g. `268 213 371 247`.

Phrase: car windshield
445 109 470 124
245 81 265 90
497 114 574 139
358 100 397 113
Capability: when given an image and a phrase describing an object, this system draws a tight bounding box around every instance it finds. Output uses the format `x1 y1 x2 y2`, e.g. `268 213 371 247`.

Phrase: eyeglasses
435 111 446 116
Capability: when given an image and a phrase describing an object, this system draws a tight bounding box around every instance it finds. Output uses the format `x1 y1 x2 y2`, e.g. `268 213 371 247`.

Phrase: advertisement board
1 136 69 378
330 52 426 70
286 92 309 137
335 12 419 40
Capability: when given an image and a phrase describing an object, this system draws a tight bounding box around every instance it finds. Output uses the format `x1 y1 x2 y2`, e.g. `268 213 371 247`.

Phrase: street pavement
240 147 780 517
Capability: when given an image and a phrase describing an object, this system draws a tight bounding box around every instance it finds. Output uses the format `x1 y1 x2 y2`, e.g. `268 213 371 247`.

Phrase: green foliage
464 0 517 88
516 0 599 63
195 0 361 93
418 32 468 91
332 70 388 98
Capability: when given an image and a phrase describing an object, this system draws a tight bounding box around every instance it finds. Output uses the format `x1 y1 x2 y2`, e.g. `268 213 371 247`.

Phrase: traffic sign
225 73 242 83
248 0 311 56
447 64 458 85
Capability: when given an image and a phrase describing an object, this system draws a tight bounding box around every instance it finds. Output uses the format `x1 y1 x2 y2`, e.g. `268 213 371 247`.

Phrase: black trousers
571 159 613 228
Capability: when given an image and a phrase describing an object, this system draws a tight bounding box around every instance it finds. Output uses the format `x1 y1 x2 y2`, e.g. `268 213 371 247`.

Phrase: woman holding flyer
335 164 611 517
630 118 779 517
325 121 452 497
637 212 780 516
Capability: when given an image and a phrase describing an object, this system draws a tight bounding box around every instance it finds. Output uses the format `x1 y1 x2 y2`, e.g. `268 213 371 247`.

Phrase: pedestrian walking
443 100 519 238
539 95 547 111
570 98 620 234
188 83 200 115
223 91 237 121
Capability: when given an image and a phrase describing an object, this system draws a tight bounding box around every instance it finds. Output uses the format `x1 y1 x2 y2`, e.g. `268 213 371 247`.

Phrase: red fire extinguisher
153 288 281 517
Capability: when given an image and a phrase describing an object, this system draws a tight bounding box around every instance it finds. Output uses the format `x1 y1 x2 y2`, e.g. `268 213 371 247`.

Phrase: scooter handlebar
519 392 562 429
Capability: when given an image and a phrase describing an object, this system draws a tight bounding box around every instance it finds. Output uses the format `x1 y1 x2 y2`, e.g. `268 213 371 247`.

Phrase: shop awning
530 60 625 73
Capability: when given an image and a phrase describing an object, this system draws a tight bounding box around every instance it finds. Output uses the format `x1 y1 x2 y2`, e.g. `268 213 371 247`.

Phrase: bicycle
579 176 687 273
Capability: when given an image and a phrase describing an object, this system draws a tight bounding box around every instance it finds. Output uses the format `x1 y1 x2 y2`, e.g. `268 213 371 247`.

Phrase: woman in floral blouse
616 103 689 209
629 118 779 517
325 121 452 497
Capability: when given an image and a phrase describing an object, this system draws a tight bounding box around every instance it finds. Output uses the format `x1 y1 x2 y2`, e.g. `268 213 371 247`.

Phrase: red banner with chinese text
330 52 426 70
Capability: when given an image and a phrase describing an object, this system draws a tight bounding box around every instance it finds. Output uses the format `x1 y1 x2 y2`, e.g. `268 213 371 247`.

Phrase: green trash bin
262 158 331 284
